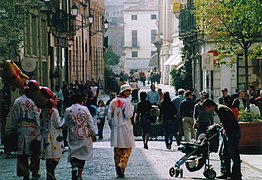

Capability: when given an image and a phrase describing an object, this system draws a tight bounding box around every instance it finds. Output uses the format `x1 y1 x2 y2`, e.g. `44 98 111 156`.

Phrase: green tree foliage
104 46 120 78
0 0 30 59
194 0 262 90
104 46 120 66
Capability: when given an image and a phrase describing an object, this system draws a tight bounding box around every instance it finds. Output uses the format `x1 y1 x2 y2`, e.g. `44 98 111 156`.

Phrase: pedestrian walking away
171 88 185 145
180 90 196 142
12 89 41 180
40 93 65 180
64 94 97 180
107 84 135 178
159 92 177 150
134 91 153 149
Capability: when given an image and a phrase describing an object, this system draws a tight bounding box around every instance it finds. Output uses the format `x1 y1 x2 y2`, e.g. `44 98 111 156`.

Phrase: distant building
122 0 158 73
105 0 125 57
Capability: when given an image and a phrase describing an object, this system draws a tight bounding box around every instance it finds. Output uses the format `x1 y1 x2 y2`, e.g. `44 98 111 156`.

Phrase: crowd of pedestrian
9 69 262 180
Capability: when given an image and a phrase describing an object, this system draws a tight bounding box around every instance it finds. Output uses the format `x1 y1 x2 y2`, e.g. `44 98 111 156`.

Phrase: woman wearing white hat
107 84 135 178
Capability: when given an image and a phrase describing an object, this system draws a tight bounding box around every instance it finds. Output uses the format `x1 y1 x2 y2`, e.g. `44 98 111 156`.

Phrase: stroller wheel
203 169 216 179
169 167 175 177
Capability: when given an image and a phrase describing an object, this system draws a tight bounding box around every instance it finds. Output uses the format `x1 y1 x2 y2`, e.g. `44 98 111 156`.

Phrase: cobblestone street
1 84 262 179
1 119 262 180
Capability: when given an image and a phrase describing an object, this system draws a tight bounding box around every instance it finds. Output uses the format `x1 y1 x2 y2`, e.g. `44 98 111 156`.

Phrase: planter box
239 122 262 153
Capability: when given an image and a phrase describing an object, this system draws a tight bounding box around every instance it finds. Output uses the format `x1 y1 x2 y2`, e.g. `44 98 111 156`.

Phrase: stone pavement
1 83 262 179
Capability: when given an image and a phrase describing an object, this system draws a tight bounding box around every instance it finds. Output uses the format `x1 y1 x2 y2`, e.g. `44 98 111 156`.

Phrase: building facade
123 0 158 73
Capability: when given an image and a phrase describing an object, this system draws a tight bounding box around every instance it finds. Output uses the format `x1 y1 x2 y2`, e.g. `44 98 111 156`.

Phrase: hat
178 88 185 93
221 88 228 92
120 84 132 94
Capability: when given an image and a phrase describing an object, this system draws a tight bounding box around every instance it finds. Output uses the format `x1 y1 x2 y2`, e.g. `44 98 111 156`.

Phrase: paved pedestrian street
0 83 261 180
1 119 262 180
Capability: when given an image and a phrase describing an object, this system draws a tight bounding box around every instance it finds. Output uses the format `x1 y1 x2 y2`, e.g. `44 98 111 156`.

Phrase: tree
104 46 120 66
0 0 30 60
194 0 262 91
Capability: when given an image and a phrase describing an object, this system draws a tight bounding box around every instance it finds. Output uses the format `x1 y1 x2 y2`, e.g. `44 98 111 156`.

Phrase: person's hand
193 122 200 128
92 136 97 142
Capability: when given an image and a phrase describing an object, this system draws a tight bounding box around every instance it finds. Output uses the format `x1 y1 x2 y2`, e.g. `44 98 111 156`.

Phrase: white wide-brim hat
120 84 133 94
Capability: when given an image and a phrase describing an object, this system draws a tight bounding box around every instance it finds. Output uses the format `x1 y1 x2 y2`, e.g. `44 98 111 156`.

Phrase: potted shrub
238 110 262 153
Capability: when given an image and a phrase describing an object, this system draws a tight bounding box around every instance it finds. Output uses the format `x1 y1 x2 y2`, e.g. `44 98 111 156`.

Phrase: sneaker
216 174 229 179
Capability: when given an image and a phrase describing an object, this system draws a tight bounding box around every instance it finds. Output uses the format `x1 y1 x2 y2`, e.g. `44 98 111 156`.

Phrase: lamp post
153 33 163 72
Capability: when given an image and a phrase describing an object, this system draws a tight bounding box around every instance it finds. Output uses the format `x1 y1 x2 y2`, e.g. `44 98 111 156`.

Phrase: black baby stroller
169 124 223 179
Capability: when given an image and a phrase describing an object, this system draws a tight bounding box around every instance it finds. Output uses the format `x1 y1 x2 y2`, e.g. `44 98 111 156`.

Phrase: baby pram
169 124 223 179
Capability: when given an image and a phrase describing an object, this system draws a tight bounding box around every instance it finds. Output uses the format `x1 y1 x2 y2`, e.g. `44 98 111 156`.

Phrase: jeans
163 120 175 147
220 131 242 179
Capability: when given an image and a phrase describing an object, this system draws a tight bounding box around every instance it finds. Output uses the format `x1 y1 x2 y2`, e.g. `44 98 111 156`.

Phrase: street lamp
71 3 78 17
153 33 163 72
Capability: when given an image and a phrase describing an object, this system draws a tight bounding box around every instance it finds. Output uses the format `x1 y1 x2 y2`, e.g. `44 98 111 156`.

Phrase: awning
164 54 177 65
170 54 182 66
149 53 158 67
175 63 184 70
124 59 151 70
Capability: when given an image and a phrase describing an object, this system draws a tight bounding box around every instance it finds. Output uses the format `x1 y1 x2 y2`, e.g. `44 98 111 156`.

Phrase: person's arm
123 100 134 120
51 108 64 128
193 104 199 122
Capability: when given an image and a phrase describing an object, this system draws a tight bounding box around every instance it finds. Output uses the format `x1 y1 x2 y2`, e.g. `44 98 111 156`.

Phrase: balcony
179 5 196 38
123 42 140 49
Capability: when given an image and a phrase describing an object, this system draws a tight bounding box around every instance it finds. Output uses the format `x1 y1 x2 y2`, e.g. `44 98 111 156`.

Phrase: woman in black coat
159 92 177 150
135 91 152 149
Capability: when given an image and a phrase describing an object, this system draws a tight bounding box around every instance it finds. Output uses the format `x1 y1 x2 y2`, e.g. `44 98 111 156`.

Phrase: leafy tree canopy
194 0 262 89
0 0 30 59
104 46 120 66
194 0 262 59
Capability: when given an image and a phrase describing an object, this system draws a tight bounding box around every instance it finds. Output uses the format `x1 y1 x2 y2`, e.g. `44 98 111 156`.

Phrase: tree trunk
244 48 250 110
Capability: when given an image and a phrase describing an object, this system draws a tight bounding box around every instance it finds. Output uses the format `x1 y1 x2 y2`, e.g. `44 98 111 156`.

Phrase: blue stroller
169 124 223 179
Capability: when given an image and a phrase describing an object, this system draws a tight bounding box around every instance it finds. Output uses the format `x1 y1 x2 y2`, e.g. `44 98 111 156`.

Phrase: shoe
144 144 148 149
116 165 124 178
31 173 41 180
47 173 56 180
167 144 171 150
216 174 229 179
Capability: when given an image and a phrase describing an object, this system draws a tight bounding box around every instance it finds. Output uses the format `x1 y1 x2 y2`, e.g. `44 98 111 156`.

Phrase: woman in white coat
107 84 135 178
41 95 64 180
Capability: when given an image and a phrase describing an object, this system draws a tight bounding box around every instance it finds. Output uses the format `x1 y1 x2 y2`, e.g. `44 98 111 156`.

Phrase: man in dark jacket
180 90 195 142
202 99 242 180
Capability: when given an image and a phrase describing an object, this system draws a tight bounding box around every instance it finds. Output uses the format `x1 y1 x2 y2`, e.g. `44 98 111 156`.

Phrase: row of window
131 30 157 45
131 51 156 57
131 14 157 20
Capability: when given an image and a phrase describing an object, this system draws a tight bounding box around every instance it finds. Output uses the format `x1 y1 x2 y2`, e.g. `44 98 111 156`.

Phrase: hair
249 97 256 104
185 90 192 98
223 96 233 108
163 92 171 102
178 89 185 95
98 99 105 106
201 99 217 107
70 94 83 104
140 91 147 101
150 84 155 89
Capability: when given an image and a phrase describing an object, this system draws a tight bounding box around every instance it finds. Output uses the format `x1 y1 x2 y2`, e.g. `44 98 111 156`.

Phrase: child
97 99 106 139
